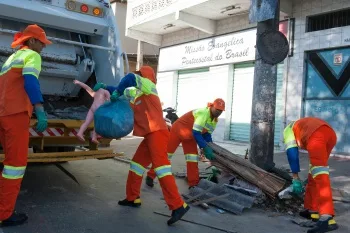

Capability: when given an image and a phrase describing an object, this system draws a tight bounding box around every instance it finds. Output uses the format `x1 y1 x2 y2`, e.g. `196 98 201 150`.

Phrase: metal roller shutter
229 63 284 146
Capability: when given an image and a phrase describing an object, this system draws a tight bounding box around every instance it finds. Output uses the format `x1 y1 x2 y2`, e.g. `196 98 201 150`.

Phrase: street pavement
2 137 349 233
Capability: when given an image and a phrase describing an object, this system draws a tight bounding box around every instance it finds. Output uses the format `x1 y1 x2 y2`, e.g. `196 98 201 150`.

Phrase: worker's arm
23 52 43 105
106 73 156 96
192 108 209 149
192 130 207 149
202 132 213 143
286 146 300 179
23 51 47 133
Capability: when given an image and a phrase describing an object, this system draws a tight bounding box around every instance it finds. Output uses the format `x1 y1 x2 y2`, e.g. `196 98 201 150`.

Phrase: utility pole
249 0 280 171
136 40 144 70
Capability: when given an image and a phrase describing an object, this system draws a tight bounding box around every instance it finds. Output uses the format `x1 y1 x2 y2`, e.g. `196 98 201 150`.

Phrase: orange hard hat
213 98 225 111
139 66 156 84
11 24 52 48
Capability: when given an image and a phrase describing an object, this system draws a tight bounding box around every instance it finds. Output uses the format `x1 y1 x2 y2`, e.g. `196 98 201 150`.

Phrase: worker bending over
0 25 51 226
146 99 225 188
283 117 338 233
93 66 189 225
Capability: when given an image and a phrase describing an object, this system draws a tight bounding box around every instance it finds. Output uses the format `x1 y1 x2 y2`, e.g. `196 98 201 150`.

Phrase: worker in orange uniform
0 25 51 226
93 66 189 225
283 117 338 233
146 99 225 188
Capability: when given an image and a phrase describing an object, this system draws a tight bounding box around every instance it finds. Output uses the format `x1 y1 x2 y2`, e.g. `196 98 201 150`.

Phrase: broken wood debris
208 142 286 198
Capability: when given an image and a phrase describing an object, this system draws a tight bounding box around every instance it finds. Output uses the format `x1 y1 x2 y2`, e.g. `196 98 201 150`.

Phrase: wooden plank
209 142 286 198
27 153 121 162
0 150 115 159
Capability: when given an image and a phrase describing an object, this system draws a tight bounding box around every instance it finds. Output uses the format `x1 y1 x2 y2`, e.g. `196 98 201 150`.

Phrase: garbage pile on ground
179 142 308 215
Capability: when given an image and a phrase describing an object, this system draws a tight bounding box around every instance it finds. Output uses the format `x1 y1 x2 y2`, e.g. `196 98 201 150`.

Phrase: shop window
307 8 350 32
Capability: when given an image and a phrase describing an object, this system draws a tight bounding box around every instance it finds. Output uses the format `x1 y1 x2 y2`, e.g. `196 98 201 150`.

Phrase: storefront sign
158 29 257 72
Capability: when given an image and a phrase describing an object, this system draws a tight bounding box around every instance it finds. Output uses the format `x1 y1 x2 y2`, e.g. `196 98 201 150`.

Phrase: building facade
126 0 350 154
111 0 159 72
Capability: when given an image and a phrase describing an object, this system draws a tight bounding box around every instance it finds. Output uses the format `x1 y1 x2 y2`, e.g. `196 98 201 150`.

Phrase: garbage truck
0 0 128 162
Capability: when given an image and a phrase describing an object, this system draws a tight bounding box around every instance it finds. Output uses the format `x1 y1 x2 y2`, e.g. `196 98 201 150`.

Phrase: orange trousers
0 112 29 220
126 130 184 210
146 130 199 187
304 125 336 216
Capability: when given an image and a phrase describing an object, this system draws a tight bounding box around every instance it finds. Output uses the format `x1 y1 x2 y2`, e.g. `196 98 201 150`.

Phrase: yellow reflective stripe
193 107 211 132
205 122 216 133
283 121 297 150
0 59 24 75
22 67 40 78
135 74 157 96
23 50 42 78
185 154 198 162
285 140 297 149
124 87 143 104
2 165 26 179
129 161 146 176
193 123 204 131
310 165 329 178
154 165 172 179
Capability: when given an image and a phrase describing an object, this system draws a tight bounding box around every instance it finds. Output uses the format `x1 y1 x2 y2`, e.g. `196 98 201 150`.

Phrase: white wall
112 2 159 56
162 14 255 47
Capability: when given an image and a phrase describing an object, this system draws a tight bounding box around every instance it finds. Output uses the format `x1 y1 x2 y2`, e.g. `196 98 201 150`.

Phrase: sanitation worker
0 24 51 226
93 66 189 225
145 99 225 188
283 117 338 233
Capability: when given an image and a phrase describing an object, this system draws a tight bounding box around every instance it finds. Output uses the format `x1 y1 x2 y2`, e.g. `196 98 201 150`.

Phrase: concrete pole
249 0 280 171
136 40 144 70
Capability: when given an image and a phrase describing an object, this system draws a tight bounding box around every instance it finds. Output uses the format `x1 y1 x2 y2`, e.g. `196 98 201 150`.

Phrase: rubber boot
307 216 338 233
118 197 141 207
0 212 28 227
300 209 320 222
167 203 190 226
146 176 154 188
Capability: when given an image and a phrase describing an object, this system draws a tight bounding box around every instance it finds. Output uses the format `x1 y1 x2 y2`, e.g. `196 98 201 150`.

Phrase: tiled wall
285 0 350 123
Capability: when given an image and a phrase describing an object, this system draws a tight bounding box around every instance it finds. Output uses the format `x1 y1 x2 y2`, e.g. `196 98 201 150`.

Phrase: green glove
34 105 48 133
110 90 120 102
93 82 107 92
292 179 304 194
203 146 215 160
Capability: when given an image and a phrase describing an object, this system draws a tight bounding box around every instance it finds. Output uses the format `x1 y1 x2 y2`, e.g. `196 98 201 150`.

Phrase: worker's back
293 117 332 149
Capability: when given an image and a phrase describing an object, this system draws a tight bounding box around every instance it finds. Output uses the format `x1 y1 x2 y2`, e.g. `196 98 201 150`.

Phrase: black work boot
146 176 154 188
167 203 190 226
0 212 28 227
307 216 338 233
118 197 141 207
300 209 320 222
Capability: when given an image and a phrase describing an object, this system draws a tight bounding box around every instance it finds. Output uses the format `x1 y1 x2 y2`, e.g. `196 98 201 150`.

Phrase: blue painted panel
319 48 350 77
304 100 350 154
305 63 334 98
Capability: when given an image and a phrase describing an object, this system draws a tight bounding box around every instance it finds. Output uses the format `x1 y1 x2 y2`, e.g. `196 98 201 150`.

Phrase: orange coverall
115 67 184 210
147 109 215 187
293 117 336 216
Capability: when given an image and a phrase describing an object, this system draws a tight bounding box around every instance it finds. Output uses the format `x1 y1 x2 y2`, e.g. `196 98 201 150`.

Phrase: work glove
203 146 215 160
292 179 304 195
110 90 120 102
93 82 107 92
34 105 48 133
